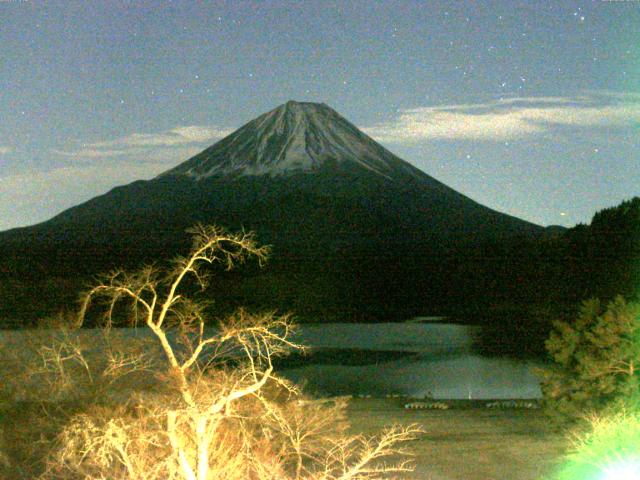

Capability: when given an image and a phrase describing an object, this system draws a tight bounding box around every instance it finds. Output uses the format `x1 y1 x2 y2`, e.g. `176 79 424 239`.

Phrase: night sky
1 0 638 231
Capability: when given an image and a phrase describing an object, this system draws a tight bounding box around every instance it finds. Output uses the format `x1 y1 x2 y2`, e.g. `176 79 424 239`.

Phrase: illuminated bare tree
34 224 420 480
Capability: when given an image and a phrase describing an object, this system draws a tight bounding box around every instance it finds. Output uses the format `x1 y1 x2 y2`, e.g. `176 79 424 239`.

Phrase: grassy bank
346 398 567 480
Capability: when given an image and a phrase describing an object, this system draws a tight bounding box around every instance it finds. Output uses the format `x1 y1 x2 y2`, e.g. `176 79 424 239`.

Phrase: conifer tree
539 296 640 423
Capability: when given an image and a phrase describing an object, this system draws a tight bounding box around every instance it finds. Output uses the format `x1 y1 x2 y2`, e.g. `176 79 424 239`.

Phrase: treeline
1 198 638 350
474 196 640 358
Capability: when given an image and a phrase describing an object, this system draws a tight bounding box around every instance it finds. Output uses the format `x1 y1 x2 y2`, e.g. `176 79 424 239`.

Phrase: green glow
553 412 640 480
600 459 640 480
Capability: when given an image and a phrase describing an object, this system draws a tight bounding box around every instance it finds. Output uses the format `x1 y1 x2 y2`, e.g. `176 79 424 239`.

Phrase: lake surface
2 322 543 400
282 322 543 399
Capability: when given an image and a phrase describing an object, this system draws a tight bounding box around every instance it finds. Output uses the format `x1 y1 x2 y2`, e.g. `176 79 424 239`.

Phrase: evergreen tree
563 196 640 302
539 296 640 423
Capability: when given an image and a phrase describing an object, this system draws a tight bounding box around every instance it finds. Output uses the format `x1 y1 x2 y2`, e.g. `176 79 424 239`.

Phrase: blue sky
1 0 638 230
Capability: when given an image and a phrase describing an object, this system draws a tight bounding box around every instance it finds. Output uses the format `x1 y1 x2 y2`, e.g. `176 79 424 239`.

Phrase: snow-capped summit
160 101 422 180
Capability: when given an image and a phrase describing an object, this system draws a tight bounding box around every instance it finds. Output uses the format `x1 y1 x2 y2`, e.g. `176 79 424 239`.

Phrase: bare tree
31 224 421 480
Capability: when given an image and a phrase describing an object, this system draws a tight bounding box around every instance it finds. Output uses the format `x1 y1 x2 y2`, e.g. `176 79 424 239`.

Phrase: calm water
283 322 543 399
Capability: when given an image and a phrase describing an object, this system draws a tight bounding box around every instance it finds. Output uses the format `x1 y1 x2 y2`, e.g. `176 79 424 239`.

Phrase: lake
1 321 544 400
282 322 543 399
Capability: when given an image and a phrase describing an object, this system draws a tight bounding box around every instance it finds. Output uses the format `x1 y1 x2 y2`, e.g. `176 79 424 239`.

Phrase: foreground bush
1 225 420 479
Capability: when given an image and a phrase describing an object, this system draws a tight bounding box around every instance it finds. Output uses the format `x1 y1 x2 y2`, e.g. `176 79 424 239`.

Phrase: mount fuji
161 100 426 180
0 101 546 324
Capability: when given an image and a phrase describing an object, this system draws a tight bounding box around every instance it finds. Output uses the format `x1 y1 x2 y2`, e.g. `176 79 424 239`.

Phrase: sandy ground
346 398 567 480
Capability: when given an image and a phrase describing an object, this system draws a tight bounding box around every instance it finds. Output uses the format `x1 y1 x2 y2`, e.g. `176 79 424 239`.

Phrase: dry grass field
346 398 568 480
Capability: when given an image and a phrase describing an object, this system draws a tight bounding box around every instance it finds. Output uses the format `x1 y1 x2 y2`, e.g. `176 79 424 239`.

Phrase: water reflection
281 322 543 399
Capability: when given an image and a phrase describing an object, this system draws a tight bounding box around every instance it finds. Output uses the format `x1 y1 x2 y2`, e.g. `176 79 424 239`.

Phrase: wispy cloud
52 125 233 160
91 125 233 148
52 148 132 158
363 93 640 143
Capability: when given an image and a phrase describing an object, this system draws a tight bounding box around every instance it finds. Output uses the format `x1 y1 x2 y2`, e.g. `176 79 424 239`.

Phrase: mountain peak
160 102 423 180
284 99 324 107
281 100 328 111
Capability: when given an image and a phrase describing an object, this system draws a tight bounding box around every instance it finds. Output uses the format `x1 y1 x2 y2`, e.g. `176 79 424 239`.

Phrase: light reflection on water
282 322 543 399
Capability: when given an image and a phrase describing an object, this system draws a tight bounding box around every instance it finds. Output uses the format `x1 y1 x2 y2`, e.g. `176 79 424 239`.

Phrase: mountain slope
33 101 541 245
